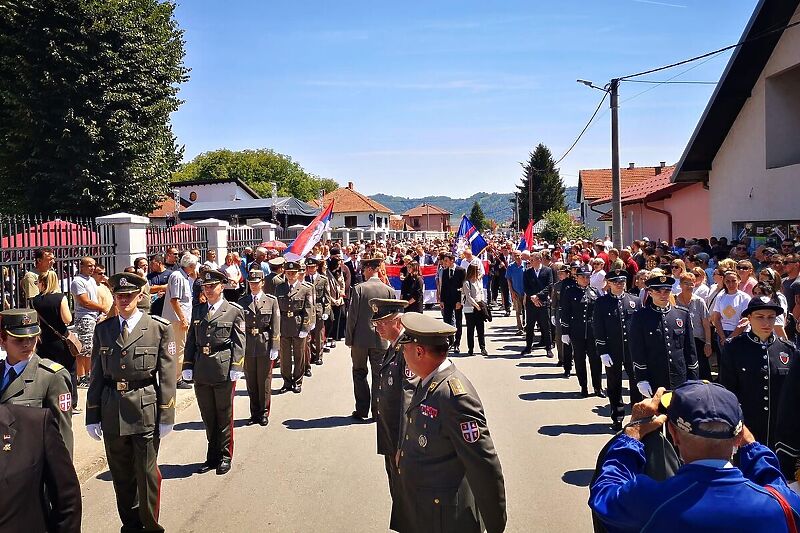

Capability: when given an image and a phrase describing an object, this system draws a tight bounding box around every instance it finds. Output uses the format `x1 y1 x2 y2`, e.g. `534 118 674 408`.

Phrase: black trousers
572 336 602 391
441 302 463 348
695 337 712 381
328 304 344 341
195 381 236 465
490 276 510 310
104 431 163 532
465 311 486 352
350 346 384 417
606 350 639 423
524 300 551 349
244 356 273 419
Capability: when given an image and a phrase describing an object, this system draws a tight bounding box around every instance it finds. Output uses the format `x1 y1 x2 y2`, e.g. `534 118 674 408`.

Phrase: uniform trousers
244 357 273 419
555 323 570 364
194 381 235 464
441 303 463 349
524 301 551 349
384 454 409 532
350 346 384 417
572 336 602 391
694 337 712 381
280 336 306 386
606 351 639 423
309 317 325 363
104 431 163 532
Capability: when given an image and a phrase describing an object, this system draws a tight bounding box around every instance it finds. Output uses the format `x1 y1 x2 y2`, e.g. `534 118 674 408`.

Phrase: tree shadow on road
283 415 370 430
174 419 252 431
520 373 568 380
517 361 561 368
538 423 613 436
562 469 595 487
519 391 584 401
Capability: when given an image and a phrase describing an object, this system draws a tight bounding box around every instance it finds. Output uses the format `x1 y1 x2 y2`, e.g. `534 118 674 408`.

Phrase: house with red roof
309 181 393 231
401 203 451 232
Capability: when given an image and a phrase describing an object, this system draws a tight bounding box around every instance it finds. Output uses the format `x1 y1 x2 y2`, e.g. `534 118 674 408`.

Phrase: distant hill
372 186 578 225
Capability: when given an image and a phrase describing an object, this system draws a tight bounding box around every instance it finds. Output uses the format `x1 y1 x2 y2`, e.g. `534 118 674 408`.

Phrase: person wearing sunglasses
670 259 687 294
711 270 751 349
736 260 757 296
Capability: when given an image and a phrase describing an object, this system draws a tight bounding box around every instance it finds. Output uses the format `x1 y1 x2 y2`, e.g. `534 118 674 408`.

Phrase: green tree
0 0 189 216
173 148 338 202
540 209 593 243
469 201 487 231
513 143 566 223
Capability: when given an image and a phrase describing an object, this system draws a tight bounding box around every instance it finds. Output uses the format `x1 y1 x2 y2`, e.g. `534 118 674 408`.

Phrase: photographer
590 382 800 532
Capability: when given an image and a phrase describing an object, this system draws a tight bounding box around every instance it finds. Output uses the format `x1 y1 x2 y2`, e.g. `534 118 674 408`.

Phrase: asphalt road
81 311 618 532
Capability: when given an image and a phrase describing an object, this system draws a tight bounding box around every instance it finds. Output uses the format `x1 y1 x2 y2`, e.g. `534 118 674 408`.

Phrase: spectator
590 258 606 295
462 263 487 356
164 246 180 271
669 259 687 294
91 264 114 321
21 247 56 303
460 247 485 278
400 261 424 314
675 272 713 381
162 253 198 390
146 253 170 316
594 241 610 272
620 247 639 288
607 248 624 271
222 252 243 302
326 256 346 347
711 270 751 347
129 258 152 313
690 266 710 300
751 281 788 340
69 257 104 387
781 254 800 334
631 240 646 270
737 260 757 296
203 250 219 270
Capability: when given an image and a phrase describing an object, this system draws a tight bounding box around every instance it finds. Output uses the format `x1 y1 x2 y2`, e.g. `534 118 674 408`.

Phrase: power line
620 51 724 104
554 90 608 167
622 79 717 84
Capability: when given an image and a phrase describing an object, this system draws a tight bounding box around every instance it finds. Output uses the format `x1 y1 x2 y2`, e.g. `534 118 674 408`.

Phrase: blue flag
456 215 489 256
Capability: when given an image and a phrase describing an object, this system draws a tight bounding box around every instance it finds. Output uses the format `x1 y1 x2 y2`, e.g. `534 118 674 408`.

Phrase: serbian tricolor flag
517 220 535 251
283 201 334 261
456 215 489 257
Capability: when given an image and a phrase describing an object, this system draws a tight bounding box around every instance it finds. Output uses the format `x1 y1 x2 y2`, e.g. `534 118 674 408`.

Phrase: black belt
105 378 155 391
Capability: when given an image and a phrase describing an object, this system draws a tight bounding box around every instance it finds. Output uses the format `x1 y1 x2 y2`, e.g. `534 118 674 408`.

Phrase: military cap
362 257 383 269
557 263 569 272
329 248 341 257
606 269 627 282
200 269 228 286
247 270 265 282
569 261 582 270
109 272 146 294
664 380 743 439
575 265 592 276
370 298 408 320
0 309 41 338
267 256 286 268
398 313 456 347
304 257 319 267
284 261 301 272
741 295 784 317
645 275 674 289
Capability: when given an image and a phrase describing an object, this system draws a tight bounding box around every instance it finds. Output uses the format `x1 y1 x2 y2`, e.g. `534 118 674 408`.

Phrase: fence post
95 213 150 274
341 230 350 247
194 218 229 260
253 222 277 244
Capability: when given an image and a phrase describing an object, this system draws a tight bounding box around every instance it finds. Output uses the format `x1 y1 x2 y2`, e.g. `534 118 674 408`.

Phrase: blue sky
171 0 757 195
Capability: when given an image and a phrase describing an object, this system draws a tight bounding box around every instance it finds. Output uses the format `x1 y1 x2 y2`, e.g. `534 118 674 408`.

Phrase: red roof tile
149 196 186 218
579 165 674 200
402 203 451 217
589 167 690 206
309 183 393 214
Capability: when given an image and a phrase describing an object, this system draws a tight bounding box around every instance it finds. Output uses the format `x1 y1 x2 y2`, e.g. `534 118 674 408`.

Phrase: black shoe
351 411 368 421
293 384 302 393
216 459 231 475
314 359 323 366
197 462 216 474
330 342 336 349
468 350 474 356
259 416 269 427
323 347 331 353
580 388 589 398
247 418 258 426
532 342 546 349
594 389 607 399
505 310 511 317
546 350 554 358
612 420 623 432
304 368 312 377
564 369 571 378
480 348 488 356
273 360 280 368
279 383 293 393
176 380 192 390
520 347 531 355
452 347 460 354
516 329 524 336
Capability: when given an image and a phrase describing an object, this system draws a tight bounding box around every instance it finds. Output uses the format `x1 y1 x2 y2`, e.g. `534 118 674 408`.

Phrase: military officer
776 340 800 484
264 256 285 297
182 270 245 475
594 269 642 430
0 308 73 456
560 265 603 397
720 296 797 449
238 269 280 426
629 275 699 398
550 263 572 366
274 261 313 393
396 313 506 533
371 298 416 532
304 257 332 366
85 273 176 532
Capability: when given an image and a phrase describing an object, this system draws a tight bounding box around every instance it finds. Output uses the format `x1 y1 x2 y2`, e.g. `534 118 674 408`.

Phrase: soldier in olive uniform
85 273 177 532
238 269 280 426
396 313 506 533
274 261 313 393
371 298 417 532
560 265 603 397
264 256 285 297
182 270 246 475
304 258 332 366
0 309 73 457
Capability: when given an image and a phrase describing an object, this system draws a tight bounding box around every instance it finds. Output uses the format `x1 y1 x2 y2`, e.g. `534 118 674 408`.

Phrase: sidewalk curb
77 391 197 484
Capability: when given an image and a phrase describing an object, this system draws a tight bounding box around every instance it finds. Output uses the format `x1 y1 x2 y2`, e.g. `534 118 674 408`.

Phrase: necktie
121 320 129 343
207 305 214 321
1 367 18 393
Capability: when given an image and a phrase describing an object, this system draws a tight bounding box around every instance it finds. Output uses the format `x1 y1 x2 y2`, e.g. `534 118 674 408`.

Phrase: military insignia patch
21 314 31 325
387 376 393 386
659 276 666 283
168 341 176 356
420 404 438 419
418 435 428 448
448 378 467 396
58 393 72 412
205 273 212 280
404 367 415 379
2 434 10 452
428 380 438 392
119 277 131 287
371 304 378 313
676 318 683 328
460 421 480 443
629 301 635 308
780 352 790 365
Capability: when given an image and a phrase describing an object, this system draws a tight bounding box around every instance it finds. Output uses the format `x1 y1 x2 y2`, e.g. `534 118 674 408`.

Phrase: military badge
660 276 666 283
676 319 683 328
205 273 212 280
3 434 11 452
448 378 467 396
418 435 428 448
780 352 790 365
629 301 635 308
119 277 131 287
371 303 378 313
58 393 72 412
460 421 480 443
404 367 415 379
420 404 438 419
387 376 393 386
21 314 31 325
168 341 176 356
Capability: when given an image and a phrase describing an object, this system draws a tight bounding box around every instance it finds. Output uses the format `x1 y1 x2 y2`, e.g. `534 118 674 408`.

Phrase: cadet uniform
550 264 573 366
776 343 800 483
238 270 280 425
629 276 699 392
560 267 603 396
264 256 285 297
0 309 74 457
396 313 506 533
183 270 245 474
371 298 417 532
304 258 332 366
274 261 313 393
86 273 176 532
594 269 642 428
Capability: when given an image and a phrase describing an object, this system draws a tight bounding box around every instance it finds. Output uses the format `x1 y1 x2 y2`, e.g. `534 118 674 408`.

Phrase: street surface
81 312 617 532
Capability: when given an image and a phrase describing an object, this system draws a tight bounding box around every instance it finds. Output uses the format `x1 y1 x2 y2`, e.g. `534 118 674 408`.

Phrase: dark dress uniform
305 261 332 366
0 404 81 533
396 313 506 533
184 271 246 473
238 272 280 425
274 263 314 392
776 344 800 483
561 277 603 394
550 269 573 365
87 273 176 532
594 287 642 426
0 309 73 457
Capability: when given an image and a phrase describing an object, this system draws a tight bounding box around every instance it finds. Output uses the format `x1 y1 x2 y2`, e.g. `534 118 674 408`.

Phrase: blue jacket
590 434 800 532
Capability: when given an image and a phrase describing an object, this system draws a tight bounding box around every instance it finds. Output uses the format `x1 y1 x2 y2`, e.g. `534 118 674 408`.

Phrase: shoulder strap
38 313 69 342
764 485 798 533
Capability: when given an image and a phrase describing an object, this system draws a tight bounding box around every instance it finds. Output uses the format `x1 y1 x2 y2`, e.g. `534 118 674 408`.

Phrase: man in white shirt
162 253 198 389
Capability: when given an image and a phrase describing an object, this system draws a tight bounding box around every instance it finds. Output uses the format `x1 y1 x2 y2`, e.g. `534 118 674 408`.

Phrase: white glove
322 314 329 321
551 315 556 326
561 334 571 345
229 370 245 381
86 423 103 441
298 331 308 338
181 369 193 381
270 348 280 361
159 423 173 439
637 380 653 398
600 353 613 367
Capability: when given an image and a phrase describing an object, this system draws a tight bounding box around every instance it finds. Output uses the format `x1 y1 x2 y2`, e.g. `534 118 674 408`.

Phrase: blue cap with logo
664 380 743 439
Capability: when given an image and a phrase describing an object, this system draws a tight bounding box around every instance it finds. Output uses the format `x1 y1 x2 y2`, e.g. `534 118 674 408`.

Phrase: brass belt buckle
116 381 128 391
202 346 210 355
287 311 294 317
251 328 260 335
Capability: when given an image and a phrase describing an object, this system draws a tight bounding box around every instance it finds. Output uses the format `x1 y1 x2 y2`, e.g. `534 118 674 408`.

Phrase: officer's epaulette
778 337 797 349
228 302 244 311
40 359 65 373
150 315 171 326
263 293 278 301
301 280 313 287
447 377 468 396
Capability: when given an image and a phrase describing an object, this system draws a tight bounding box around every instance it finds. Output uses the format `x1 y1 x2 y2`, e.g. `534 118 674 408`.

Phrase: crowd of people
1 230 800 531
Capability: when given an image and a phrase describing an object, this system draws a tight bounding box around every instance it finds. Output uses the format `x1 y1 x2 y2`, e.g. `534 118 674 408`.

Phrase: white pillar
194 218 229 260
341 231 350 247
95 213 150 275
355 230 364 242
253 221 277 243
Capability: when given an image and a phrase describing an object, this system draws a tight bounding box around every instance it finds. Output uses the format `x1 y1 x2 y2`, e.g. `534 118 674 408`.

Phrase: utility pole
610 78 623 248
528 168 534 223
514 194 519 231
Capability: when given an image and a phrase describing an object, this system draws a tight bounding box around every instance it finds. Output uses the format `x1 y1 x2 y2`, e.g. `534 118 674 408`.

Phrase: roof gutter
643 198 672 244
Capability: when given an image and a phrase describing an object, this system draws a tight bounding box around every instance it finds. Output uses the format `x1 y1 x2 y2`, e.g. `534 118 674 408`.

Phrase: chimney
347 181 354 190
660 161 666 168
628 162 635 170
654 161 666 175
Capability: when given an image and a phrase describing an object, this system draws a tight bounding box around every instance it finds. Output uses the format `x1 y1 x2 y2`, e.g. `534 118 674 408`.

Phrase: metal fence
227 226 262 254
276 227 298 243
146 223 208 260
0 215 116 310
